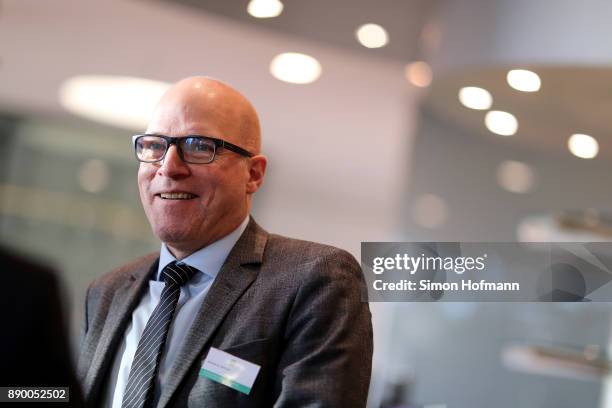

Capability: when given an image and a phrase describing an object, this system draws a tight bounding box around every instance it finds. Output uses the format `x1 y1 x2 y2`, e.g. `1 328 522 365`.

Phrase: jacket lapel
83 255 157 402
157 218 268 408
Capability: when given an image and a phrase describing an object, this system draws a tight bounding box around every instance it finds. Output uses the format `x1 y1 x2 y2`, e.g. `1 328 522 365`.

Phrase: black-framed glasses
132 134 254 164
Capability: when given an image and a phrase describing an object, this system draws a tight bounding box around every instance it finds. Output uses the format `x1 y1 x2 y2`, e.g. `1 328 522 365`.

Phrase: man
78 77 373 408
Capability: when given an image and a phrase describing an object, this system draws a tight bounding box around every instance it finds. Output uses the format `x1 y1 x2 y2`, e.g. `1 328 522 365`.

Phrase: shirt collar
157 215 250 281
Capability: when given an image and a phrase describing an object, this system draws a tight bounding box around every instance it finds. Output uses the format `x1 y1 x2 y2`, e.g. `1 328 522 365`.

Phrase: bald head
147 76 261 154
138 76 268 258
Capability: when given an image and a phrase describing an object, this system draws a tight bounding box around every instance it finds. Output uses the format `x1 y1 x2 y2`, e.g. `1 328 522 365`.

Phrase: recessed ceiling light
507 69 541 92
405 61 432 88
485 111 518 136
497 160 535 194
411 193 448 229
458 86 492 110
568 133 599 159
355 24 389 48
247 0 283 18
269 52 322 84
59 75 170 130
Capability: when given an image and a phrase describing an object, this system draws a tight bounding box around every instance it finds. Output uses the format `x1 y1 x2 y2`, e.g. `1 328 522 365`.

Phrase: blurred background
2 0 612 407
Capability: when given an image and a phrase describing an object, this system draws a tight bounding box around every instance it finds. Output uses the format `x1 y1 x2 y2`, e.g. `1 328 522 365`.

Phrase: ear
246 155 267 194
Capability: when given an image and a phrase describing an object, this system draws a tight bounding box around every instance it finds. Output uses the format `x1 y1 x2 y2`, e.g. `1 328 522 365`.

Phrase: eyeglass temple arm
221 141 254 157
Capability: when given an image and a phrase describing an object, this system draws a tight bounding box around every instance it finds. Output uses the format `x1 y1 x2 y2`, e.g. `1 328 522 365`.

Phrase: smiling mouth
157 193 198 200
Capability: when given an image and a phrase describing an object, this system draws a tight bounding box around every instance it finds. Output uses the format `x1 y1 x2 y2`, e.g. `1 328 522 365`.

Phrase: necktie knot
161 261 197 286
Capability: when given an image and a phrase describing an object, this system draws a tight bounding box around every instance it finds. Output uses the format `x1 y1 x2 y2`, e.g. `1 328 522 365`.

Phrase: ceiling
160 0 438 63
5 0 608 162
424 66 612 159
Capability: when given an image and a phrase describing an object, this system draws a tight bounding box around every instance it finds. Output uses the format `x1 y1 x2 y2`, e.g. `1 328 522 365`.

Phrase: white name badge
199 347 261 395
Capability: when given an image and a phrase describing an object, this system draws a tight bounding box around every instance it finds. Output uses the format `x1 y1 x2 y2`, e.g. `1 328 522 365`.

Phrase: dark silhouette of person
0 246 83 407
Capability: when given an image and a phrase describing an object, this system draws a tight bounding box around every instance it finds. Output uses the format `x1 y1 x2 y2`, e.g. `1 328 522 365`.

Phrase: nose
157 145 190 178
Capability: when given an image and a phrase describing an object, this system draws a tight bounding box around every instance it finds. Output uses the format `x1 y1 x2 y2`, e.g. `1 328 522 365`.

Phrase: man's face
138 86 254 256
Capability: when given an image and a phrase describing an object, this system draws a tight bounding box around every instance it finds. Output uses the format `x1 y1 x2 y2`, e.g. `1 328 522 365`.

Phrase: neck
165 215 248 260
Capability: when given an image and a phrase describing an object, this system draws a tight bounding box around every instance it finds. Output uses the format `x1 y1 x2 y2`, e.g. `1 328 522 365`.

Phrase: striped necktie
121 261 197 408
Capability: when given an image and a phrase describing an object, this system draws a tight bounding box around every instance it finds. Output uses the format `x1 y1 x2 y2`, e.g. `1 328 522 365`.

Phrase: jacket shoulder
264 233 361 278
266 233 353 260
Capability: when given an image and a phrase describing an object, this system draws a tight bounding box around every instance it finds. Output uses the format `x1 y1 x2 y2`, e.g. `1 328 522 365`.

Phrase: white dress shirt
103 216 250 408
